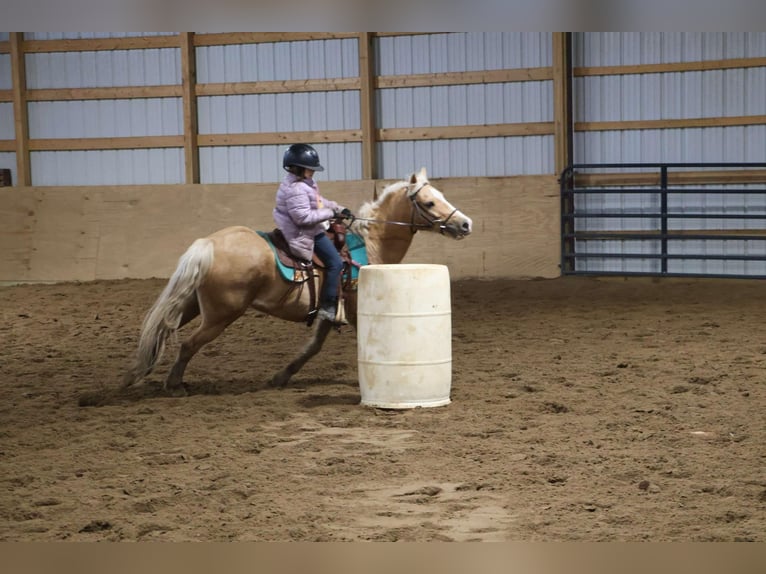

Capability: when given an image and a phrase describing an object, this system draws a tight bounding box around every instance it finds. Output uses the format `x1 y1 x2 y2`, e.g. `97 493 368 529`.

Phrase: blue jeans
314 232 343 303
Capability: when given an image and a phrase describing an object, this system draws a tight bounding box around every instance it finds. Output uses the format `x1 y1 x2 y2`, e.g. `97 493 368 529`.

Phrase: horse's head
407 167 473 239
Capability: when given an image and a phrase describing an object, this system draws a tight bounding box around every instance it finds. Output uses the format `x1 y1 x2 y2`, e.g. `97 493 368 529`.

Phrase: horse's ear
409 167 427 185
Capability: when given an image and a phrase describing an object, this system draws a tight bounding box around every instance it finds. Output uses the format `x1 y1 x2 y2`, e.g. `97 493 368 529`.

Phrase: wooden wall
0 175 560 282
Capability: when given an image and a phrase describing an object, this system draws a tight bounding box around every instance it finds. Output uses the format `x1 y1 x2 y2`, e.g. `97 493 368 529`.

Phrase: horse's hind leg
165 308 242 395
269 320 334 387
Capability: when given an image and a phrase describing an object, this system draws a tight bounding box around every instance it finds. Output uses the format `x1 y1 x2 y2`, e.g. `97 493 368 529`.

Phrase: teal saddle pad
345 232 368 282
256 230 306 282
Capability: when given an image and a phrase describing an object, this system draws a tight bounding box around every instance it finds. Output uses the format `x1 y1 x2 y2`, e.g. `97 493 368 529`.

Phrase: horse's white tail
122 238 214 387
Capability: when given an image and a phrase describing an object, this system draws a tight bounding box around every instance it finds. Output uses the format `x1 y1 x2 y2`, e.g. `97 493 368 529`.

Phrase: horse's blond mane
349 178 411 238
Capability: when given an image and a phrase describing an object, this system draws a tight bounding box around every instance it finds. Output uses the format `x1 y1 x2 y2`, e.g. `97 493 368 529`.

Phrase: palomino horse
122 167 472 395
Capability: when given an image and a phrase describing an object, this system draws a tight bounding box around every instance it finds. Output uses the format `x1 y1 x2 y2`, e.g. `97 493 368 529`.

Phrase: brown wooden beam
10 33 30 186
196 77 359 97
576 115 766 132
575 169 766 187
193 33 357 47
22 35 180 53
26 85 182 101
575 56 766 78
29 136 183 151
552 32 573 176
376 67 553 89
180 32 199 184
197 130 362 147
378 123 554 142
358 33 377 180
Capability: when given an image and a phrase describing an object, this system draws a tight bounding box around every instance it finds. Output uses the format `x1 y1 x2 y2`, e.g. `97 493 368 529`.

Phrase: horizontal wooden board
193 33 357 46
22 36 180 53
376 67 553 89
379 123 555 142
574 169 766 187
26 86 183 101
197 130 363 147
29 136 184 151
196 77 360 96
574 56 766 77
576 115 766 132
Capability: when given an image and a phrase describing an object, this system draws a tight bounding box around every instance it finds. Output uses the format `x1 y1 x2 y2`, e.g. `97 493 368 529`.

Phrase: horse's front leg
269 319 334 387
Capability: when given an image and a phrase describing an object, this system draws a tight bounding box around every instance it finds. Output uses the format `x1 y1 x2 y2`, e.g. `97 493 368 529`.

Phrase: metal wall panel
197 92 359 134
573 32 766 276
0 103 13 138
195 38 360 182
0 53 11 90
21 39 183 186
376 32 554 178
2 50 16 183
0 152 14 185
195 38 358 82
199 142 361 184
28 99 182 138
574 32 766 165
575 32 766 66
32 149 183 185
1 107 17 181
25 49 180 89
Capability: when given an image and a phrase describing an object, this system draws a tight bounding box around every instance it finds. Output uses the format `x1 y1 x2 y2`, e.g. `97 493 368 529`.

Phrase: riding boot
317 297 338 323
318 297 348 326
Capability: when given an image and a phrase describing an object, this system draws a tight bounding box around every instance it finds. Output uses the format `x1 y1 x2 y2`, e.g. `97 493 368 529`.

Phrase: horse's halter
407 182 463 238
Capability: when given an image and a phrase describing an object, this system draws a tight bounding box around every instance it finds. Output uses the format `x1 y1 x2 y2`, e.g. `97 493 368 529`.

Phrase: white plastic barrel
357 264 452 409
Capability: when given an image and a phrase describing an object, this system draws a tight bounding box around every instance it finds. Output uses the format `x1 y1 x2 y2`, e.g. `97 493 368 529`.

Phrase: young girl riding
273 143 352 324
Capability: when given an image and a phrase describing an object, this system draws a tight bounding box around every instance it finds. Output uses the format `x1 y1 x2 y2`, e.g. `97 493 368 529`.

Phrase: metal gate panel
561 163 766 278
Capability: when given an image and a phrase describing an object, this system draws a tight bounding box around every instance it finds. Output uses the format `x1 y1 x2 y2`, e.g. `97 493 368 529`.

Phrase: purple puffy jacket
272 172 341 260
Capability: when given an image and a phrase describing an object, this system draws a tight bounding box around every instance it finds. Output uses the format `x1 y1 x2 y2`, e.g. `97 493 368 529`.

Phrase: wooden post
10 33 31 186
552 32 573 177
180 32 200 184
358 32 377 180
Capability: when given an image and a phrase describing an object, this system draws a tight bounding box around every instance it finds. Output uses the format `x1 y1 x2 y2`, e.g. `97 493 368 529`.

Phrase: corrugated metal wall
574 32 766 164
572 32 766 277
376 32 554 178
0 33 14 182
196 38 362 183
3 32 763 191
24 33 183 186
2 32 555 185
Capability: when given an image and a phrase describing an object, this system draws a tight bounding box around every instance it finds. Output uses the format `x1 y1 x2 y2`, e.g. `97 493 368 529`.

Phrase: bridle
350 181 466 238
408 182 462 236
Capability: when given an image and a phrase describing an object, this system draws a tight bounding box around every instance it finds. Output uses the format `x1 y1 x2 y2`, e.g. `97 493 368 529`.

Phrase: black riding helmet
283 143 324 172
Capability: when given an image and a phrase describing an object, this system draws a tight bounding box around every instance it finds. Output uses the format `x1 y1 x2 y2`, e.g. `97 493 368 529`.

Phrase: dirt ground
1 275 764 541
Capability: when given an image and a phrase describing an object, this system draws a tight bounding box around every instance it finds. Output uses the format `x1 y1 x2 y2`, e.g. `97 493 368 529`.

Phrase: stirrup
318 306 348 326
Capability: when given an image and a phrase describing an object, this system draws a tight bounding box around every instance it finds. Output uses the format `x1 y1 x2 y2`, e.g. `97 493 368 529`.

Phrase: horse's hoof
164 384 188 397
268 370 291 388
